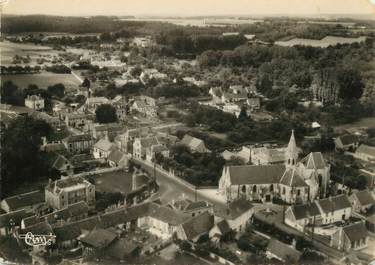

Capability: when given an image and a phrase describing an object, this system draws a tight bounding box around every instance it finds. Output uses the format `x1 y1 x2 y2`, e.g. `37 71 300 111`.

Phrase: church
218 131 330 204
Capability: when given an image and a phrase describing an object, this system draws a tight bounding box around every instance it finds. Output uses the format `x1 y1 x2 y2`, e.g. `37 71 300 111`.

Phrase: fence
71 166 124 178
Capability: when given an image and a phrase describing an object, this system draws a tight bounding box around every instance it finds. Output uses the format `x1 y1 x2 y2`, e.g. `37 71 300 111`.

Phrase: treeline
156 29 247 54
1 116 59 198
1 81 66 110
1 15 144 34
1 65 41 74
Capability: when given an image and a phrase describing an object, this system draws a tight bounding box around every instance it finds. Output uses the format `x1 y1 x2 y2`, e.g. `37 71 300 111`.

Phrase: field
1 73 81 90
275 36 367 48
0 41 60 65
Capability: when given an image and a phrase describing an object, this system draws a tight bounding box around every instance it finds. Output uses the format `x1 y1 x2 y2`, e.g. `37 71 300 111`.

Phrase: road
132 158 227 210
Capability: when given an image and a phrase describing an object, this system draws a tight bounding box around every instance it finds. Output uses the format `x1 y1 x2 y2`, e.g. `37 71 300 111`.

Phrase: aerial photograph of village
0 0 375 264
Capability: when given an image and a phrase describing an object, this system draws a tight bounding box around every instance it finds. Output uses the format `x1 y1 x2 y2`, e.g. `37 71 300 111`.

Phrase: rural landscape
1 1 375 265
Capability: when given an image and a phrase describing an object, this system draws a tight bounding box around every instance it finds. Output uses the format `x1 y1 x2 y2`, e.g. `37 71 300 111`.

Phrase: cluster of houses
206 84 261 117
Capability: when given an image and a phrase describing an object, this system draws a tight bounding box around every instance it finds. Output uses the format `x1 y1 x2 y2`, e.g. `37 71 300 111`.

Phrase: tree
95 104 118 124
337 68 364 101
1 116 56 198
47 83 65 98
81 78 91 89
238 106 248 121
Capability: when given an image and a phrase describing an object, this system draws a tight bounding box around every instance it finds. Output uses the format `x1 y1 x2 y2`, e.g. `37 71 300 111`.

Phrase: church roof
286 130 298 156
279 168 308 187
228 164 285 185
300 152 327 169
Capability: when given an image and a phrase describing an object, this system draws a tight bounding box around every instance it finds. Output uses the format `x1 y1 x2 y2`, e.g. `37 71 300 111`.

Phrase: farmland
1 73 81 91
275 35 367 48
0 41 60 65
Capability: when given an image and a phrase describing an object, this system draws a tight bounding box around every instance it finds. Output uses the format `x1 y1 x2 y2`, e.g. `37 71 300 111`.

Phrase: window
252 185 257 193
282 187 286 195
270 184 274 192
242 185 246 193
297 189 301 196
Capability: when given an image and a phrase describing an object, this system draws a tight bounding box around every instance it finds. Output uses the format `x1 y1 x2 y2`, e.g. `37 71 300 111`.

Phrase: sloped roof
139 137 159 148
80 228 117 249
317 195 351 213
148 203 188 226
2 190 45 211
343 222 368 242
54 223 82 242
64 134 92 143
228 164 285 185
300 152 327 169
181 135 205 150
216 219 231 235
185 201 211 211
44 201 89 223
353 190 375 206
279 169 307 187
339 134 359 146
21 221 53 235
106 238 140 259
0 209 31 228
94 138 114 152
181 212 214 241
356 144 375 158
267 239 301 262
53 155 71 170
108 148 126 164
226 199 254 220
290 203 321 220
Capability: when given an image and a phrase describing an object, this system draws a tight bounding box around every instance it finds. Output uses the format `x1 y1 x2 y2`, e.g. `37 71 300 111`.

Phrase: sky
1 0 375 17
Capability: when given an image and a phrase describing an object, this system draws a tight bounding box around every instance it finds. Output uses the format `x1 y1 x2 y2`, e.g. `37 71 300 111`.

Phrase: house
349 190 375 214
137 202 188 239
147 144 170 162
45 177 95 210
285 202 322 232
52 154 74 175
169 198 214 217
85 97 109 113
64 112 93 129
108 148 128 168
93 136 115 159
251 147 287 165
106 238 141 260
25 95 44 110
92 123 123 140
0 209 32 236
133 137 159 160
246 97 261 111
131 100 158 117
80 228 117 256
334 134 359 151
315 195 352 225
266 239 301 263
219 199 254 232
209 87 223 104
354 144 375 162
180 135 210 153
22 201 89 229
176 212 214 242
365 215 375 233
331 222 368 251
62 134 94 154
221 92 247 103
1 190 45 213
209 219 231 242
53 223 82 250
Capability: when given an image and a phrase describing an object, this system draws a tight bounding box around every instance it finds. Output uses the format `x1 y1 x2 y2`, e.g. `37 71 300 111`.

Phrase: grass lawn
92 169 149 195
